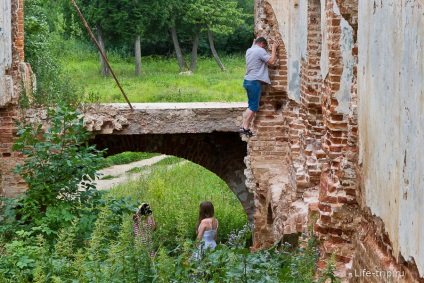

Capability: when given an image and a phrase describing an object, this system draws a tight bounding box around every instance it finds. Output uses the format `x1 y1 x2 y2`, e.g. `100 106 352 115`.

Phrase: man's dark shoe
239 128 255 137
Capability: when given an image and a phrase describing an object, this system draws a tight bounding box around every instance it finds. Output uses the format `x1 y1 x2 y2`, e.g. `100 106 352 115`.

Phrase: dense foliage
23 0 253 106
59 0 253 56
11 105 105 241
24 0 83 106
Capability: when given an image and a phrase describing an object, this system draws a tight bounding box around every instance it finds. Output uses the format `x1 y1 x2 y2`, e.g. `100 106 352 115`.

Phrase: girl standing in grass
133 203 156 258
194 201 219 258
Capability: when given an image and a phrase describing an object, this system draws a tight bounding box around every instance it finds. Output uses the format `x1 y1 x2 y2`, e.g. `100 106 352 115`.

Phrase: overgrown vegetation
23 0 252 107
11 105 105 240
5 0 341 280
0 105 338 282
23 0 83 107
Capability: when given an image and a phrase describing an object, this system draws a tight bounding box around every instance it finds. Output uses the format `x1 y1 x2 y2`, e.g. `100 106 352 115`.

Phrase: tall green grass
109 156 247 245
61 41 247 103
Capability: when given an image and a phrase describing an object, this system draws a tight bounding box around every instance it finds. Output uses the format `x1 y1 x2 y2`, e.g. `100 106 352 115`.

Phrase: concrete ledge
81 102 247 135
102 102 247 110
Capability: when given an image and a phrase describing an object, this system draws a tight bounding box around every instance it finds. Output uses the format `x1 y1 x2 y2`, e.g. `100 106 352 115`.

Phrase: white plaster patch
267 0 289 40
0 0 13 107
335 18 354 115
288 60 300 101
270 184 283 204
299 0 308 59
358 0 424 275
269 0 307 102
320 1 329 80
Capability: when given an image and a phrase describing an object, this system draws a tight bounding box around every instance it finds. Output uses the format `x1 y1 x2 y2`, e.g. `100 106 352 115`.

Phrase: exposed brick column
0 0 26 196
296 0 325 196
10 0 24 84
16 0 24 61
247 0 301 249
0 107 25 197
314 0 360 275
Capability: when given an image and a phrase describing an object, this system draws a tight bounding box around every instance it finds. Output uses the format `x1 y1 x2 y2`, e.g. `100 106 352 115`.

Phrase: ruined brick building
1 0 424 282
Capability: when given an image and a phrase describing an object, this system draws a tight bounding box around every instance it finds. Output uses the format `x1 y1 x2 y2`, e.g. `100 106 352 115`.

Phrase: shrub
12 104 105 240
0 197 23 243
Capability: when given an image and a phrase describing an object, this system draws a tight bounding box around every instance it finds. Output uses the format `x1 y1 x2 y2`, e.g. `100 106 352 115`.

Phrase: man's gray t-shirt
244 45 271 84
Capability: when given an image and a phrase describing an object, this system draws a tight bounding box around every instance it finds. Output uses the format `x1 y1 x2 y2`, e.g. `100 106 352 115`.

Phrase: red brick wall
16 0 25 62
249 0 295 248
251 0 424 281
314 0 360 266
0 0 25 197
351 208 424 283
297 0 325 195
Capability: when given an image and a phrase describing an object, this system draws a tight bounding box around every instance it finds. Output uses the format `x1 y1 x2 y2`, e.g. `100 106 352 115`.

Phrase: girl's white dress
194 220 218 259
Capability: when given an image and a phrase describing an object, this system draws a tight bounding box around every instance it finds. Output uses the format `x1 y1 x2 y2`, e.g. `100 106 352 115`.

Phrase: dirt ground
94 155 168 190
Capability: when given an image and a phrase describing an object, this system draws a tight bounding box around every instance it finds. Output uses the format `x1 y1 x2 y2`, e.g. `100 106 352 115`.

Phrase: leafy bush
0 233 48 282
0 197 22 243
12 105 105 240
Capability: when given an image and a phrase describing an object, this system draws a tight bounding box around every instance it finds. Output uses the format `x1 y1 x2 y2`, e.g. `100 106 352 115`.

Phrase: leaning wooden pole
70 0 134 110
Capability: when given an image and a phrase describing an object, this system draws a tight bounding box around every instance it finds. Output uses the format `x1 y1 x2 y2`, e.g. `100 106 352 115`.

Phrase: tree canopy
58 0 253 56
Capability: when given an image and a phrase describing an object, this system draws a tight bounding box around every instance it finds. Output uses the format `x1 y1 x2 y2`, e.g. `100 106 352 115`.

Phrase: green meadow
62 50 247 104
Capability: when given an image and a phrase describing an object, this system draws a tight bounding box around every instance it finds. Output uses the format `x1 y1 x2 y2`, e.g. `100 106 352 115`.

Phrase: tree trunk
189 29 200 72
135 35 142 76
208 27 226 72
170 25 188 71
97 25 109 77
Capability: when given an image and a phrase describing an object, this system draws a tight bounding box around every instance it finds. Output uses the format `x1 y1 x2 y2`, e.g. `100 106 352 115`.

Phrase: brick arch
89 132 255 222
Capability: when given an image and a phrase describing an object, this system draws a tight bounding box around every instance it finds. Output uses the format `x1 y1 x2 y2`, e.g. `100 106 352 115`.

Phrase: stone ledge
83 102 246 135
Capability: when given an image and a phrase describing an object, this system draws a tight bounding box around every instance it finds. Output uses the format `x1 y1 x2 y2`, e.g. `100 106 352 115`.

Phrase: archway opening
101 152 249 245
89 132 254 220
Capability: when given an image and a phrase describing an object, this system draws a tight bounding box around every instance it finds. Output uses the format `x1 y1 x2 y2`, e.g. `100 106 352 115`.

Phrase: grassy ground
109 156 248 244
63 51 246 103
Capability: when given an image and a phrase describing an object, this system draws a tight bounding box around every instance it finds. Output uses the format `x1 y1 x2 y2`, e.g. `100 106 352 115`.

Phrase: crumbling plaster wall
250 0 359 252
0 0 14 106
357 0 424 277
0 0 26 197
267 0 308 102
252 0 424 281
